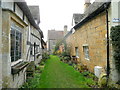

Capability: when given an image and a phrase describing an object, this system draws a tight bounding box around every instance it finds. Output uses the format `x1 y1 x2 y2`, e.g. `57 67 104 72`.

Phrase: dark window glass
10 26 22 62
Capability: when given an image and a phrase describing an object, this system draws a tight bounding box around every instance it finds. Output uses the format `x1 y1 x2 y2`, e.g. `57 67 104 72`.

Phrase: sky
26 0 95 41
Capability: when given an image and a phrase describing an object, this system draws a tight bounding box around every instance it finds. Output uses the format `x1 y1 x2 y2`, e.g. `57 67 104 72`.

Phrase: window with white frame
83 46 89 60
10 25 22 62
75 47 79 57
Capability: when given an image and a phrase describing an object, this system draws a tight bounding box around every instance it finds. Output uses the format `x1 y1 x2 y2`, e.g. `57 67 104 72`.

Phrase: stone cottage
28 5 43 65
48 30 64 54
65 0 120 84
0 0 43 88
47 25 68 54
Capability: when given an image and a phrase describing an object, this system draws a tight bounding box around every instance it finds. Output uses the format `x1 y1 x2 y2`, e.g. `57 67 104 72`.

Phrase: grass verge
21 55 97 88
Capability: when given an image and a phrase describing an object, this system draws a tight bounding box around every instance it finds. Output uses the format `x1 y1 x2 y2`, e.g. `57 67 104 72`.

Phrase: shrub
42 52 50 60
111 25 120 72
40 61 45 65
36 54 41 59
21 73 41 88
61 50 71 62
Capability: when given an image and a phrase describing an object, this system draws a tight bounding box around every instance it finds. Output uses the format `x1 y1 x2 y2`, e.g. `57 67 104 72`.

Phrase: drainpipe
34 42 36 61
104 3 110 85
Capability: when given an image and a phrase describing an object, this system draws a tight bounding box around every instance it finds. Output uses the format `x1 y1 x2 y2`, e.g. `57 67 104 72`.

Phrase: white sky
25 0 95 41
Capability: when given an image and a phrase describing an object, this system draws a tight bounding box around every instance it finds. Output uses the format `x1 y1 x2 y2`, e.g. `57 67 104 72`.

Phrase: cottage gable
72 14 85 26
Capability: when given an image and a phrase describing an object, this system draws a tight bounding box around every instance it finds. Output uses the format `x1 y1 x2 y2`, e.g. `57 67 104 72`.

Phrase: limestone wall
0 1 42 88
2 10 28 88
66 12 107 73
0 7 2 89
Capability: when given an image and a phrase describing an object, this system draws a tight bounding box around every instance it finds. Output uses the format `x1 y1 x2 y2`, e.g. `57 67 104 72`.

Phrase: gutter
64 2 111 40
73 2 111 30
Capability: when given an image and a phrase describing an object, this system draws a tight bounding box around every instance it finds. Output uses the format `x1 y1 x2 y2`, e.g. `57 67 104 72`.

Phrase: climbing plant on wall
110 25 120 72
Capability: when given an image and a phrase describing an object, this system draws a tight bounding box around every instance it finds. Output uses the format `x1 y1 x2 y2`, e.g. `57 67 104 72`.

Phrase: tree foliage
110 25 120 72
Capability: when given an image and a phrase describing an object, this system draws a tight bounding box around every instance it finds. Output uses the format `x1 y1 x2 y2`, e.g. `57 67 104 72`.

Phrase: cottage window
36 45 39 53
11 26 22 62
53 41 55 45
75 47 79 57
83 46 89 60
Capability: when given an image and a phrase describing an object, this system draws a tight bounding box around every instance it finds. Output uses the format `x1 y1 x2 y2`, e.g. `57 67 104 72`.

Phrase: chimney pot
64 25 67 36
84 0 91 12
85 0 90 3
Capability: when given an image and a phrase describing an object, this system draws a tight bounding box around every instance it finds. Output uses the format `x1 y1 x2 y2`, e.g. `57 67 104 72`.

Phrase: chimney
64 25 67 36
84 0 91 12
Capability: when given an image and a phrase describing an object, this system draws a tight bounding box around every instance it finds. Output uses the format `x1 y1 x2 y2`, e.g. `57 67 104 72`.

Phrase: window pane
75 47 79 57
11 56 14 62
30 46 33 55
11 29 15 62
83 46 89 60
10 26 22 62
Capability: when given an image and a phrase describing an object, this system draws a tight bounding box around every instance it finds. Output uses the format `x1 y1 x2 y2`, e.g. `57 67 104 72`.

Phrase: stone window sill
11 59 23 67
85 58 90 61
11 61 29 75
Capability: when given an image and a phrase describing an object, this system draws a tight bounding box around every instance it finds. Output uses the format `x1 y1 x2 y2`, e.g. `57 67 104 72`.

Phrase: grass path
36 55 94 88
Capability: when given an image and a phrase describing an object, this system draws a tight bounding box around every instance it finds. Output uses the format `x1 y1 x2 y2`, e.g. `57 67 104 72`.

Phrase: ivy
110 25 120 72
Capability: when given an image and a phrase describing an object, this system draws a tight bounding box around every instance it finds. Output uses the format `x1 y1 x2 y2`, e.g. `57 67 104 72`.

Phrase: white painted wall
30 26 42 64
111 0 120 26
15 4 23 20
1 1 14 11
109 0 120 82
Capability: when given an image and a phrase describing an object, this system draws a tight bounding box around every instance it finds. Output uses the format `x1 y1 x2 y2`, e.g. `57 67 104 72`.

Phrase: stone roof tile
48 30 64 40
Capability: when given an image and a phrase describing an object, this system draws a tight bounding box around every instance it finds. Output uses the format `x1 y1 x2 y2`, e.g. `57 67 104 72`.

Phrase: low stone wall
11 68 27 88
2 67 27 88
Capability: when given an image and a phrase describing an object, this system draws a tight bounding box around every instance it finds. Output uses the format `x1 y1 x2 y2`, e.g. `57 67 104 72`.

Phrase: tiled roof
83 1 106 19
73 14 85 25
64 0 110 38
48 30 64 40
74 1 110 29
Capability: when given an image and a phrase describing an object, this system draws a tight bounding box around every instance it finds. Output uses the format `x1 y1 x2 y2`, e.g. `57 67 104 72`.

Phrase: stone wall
2 11 11 88
66 12 107 73
0 1 43 88
10 68 27 88
2 10 28 88
0 7 2 89
49 39 56 54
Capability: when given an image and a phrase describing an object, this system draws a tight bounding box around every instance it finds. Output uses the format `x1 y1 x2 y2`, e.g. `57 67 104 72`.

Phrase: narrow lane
38 55 93 88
